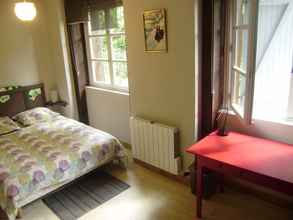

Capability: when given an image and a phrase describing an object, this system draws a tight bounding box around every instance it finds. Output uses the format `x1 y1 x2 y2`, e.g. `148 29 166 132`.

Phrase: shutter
65 0 88 24
68 24 90 124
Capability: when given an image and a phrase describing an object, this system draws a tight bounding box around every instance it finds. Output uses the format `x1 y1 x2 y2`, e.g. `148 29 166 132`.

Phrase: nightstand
45 101 68 114
45 101 68 107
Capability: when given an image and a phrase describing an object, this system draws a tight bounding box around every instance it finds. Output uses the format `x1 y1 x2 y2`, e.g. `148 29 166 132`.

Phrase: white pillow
13 107 60 126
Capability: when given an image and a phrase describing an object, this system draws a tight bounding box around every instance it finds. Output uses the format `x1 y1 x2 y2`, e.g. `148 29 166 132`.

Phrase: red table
186 131 293 218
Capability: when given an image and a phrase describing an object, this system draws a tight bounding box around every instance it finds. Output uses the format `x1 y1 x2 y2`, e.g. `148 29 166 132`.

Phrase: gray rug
43 171 130 220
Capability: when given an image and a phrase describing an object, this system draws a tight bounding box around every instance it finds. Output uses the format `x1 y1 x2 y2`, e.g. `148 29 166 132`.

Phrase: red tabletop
186 132 293 184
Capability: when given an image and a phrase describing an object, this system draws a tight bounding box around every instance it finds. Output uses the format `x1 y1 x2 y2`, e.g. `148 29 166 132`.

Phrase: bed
0 84 125 220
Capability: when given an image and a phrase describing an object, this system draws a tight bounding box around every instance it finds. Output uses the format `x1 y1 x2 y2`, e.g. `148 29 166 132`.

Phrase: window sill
252 117 293 127
85 86 129 96
227 109 293 128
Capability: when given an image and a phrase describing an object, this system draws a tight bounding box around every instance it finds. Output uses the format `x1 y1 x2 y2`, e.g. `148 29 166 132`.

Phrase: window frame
228 0 259 124
84 7 129 93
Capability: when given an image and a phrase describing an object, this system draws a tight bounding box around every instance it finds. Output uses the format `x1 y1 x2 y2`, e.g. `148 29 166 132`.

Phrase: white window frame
228 0 259 124
85 7 129 93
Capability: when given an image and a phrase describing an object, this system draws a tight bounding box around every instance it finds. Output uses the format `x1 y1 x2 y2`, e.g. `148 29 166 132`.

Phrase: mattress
0 115 125 220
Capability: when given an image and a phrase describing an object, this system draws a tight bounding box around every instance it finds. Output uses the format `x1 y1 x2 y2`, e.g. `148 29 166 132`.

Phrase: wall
0 0 54 90
124 0 197 170
0 0 78 119
0 0 198 170
42 0 78 119
86 87 130 143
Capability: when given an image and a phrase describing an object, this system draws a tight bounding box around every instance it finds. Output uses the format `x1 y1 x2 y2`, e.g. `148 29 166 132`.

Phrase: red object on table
186 131 293 218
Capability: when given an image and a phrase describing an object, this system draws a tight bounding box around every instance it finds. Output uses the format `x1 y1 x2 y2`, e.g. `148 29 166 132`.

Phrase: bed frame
0 83 46 117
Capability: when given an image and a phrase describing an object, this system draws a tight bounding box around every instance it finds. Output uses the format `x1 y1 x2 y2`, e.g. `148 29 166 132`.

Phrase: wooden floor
1 162 292 220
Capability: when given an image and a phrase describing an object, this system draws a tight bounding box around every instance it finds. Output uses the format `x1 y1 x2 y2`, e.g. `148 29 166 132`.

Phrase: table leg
196 158 203 219
218 173 224 193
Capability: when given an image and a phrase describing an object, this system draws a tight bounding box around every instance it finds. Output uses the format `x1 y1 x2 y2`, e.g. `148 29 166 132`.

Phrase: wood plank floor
1 162 292 220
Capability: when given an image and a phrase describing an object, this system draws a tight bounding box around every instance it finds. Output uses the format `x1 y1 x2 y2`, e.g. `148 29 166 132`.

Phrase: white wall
124 0 197 170
0 0 77 119
86 87 131 143
85 1 199 171
0 0 54 91
1 0 198 171
42 0 78 119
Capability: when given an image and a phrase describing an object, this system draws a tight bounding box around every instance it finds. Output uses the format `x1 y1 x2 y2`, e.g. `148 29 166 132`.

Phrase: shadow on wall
0 0 40 87
32 0 78 119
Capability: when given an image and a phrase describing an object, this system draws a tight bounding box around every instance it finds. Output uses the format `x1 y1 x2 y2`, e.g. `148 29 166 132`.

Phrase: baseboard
224 177 293 209
133 159 190 185
134 159 293 209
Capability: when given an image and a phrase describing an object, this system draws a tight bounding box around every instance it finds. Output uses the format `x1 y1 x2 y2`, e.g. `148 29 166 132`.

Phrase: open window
228 0 293 125
229 0 258 123
253 0 293 124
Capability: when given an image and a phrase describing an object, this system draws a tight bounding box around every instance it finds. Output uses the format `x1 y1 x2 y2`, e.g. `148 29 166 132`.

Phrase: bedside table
45 101 68 114
45 101 68 107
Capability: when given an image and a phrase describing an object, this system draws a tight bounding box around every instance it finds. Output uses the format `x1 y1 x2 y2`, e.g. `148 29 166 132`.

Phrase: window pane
236 0 249 26
113 62 128 88
253 0 293 122
109 7 125 34
232 71 246 114
89 37 108 59
234 29 248 72
92 61 111 84
111 35 127 60
89 10 106 35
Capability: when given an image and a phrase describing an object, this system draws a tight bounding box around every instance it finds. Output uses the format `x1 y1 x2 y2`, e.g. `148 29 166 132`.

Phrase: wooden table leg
218 173 224 193
196 158 203 219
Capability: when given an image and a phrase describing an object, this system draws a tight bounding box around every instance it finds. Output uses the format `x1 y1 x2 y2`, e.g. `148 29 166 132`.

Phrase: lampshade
50 90 59 103
15 2 37 21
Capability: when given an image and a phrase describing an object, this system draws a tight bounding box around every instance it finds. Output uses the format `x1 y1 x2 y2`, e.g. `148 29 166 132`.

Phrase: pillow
0 117 20 135
13 107 60 126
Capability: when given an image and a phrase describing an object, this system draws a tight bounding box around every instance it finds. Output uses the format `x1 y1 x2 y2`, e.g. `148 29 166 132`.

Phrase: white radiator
130 116 181 175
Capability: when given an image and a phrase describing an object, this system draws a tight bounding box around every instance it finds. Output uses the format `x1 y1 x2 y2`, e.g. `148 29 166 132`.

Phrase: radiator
130 116 181 175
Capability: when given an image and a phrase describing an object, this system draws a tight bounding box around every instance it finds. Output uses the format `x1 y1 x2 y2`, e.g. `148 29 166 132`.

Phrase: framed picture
143 9 167 52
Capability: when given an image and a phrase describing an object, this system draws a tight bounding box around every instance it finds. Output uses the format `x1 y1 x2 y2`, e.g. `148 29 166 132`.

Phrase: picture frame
143 9 168 52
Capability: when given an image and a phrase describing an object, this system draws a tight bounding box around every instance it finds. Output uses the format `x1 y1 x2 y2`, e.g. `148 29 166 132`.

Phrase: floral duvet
0 116 124 220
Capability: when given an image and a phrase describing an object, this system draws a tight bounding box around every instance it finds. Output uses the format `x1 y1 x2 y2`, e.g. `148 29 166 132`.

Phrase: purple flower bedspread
0 116 124 219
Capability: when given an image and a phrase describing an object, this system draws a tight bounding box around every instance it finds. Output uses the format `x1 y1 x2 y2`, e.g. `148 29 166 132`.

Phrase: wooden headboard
0 84 46 117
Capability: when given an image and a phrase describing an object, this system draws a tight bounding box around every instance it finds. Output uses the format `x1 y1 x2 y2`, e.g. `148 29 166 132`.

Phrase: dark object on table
189 162 217 199
216 107 229 136
45 101 68 107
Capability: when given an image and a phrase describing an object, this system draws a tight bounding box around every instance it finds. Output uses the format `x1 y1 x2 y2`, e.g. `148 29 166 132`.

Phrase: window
228 0 293 124
229 0 258 122
253 0 293 123
86 6 128 91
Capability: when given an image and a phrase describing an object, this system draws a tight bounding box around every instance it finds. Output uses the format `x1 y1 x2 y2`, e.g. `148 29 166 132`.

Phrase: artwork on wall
143 9 167 52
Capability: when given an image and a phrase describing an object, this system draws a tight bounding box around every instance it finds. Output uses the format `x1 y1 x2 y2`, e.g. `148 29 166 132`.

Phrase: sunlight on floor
19 162 292 220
